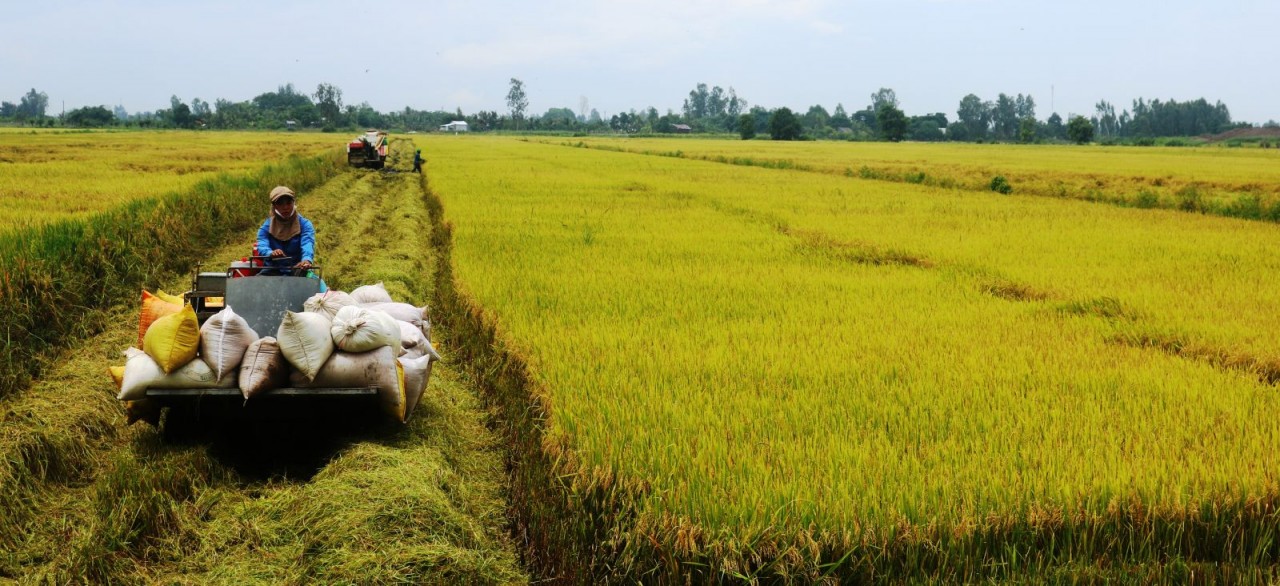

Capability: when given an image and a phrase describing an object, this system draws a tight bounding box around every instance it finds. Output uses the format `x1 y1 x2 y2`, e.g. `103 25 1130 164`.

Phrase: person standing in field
413 149 424 173
256 186 315 276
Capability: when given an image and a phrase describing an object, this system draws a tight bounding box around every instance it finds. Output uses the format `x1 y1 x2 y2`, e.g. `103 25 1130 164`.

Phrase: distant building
285 120 297 131
672 124 692 134
439 121 469 133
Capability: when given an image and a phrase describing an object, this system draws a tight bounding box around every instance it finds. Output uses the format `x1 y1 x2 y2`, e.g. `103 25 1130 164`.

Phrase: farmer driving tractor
256 185 315 276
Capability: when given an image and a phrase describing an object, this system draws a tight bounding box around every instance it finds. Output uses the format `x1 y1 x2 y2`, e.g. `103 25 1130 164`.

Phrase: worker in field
413 149 424 173
256 186 316 276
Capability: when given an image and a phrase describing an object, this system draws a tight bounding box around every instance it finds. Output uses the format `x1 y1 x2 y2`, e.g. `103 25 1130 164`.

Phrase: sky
4 0 1278 124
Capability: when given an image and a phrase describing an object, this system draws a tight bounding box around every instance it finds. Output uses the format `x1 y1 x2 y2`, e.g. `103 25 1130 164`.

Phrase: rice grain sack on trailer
291 346 406 421
137 289 184 346
143 305 201 374
349 282 393 304
304 290 357 321
199 307 259 382
239 337 290 400
117 348 236 401
330 305 401 354
360 301 431 340
277 311 335 382
399 353 439 422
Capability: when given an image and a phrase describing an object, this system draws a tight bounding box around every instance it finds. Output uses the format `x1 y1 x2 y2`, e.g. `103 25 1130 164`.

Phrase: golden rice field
424 135 1280 580
541 136 1280 219
0 129 337 228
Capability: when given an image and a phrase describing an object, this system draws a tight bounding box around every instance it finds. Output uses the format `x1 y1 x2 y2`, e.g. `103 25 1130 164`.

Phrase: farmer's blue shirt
256 215 315 270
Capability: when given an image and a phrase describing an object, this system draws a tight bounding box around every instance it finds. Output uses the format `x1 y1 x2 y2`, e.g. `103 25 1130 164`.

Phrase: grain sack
108 365 126 391
399 353 437 422
124 399 162 427
398 321 427 358
200 306 259 381
331 305 399 353
361 302 430 339
118 348 235 401
277 310 334 382
295 346 405 421
349 282 393 304
138 289 183 346
239 337 289 400
143 305 200 374
303 290 357 321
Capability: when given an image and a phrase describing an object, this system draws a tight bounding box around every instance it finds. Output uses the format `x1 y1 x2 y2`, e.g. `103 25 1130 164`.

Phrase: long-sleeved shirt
256 215 315 270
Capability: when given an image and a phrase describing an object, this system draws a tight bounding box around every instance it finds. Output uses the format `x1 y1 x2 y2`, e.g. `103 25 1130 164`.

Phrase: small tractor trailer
347 129 388 168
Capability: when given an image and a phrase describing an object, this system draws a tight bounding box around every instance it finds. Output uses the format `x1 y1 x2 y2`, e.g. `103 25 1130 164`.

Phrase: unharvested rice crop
0 129 337 228
425 135 1280 581
546 136 1280 221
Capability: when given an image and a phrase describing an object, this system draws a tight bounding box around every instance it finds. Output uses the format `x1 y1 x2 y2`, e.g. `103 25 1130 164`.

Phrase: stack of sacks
291 286 442 422
110 290 258 426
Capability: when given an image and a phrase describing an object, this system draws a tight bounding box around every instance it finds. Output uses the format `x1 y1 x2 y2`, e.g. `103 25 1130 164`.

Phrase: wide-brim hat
269 186 295 202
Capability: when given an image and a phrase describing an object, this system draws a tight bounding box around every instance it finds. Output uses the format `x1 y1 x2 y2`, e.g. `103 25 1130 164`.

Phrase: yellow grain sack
108 365 126 391
143 305 200 374
138 289 183 346
155 289 185 305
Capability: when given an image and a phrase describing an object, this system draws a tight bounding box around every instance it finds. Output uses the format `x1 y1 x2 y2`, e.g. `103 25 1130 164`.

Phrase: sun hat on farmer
269 186 296 203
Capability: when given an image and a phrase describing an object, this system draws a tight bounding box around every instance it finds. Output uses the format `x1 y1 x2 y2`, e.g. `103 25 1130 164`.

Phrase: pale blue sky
4 0 1277 123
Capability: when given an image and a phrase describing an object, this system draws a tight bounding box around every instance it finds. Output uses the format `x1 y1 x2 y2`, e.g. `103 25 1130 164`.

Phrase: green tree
64 105 115 127
877 104 907 141
993 93 1018 140
1067 115 1094 144
506 78 528 129
870 88 898 113
169 95 194 128
803 104 830 131
957 94 990 141
1046 113 1064 139
738 113 756 140
768 107 802 140
314 83 344 129
1018 117 1037 143
830 103 851 129
17 88 48 122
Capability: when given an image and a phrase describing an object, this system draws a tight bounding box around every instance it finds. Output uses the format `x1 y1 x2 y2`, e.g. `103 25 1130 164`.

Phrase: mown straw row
424 135 1280 582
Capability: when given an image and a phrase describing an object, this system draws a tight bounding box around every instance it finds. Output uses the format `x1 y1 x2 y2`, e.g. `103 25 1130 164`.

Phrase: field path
0 147 528 584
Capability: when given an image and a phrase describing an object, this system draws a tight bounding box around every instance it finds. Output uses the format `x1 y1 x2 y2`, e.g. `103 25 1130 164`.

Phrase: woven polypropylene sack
277 311 335 382
298 346 404 421
138 289 183 346
361 302 430 340
118 349 234 401
143 305 200 374
399 353 437 422
200 306 259 382
349 282 393 304
330 305 399 353
303 290 357 321
239 337 289 400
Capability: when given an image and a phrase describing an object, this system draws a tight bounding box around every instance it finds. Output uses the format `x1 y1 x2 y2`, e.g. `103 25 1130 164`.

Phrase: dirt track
0 145 528 584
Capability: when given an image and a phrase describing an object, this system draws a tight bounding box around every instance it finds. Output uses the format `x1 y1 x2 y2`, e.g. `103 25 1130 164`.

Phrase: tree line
0 80 1260 144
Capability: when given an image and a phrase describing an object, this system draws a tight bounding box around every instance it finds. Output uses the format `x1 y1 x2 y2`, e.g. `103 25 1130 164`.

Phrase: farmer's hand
296 259 313 270
270 249 286 258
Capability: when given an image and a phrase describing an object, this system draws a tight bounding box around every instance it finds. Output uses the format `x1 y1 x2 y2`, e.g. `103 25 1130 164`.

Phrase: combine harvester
116 258 437 439
346 129 389 169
